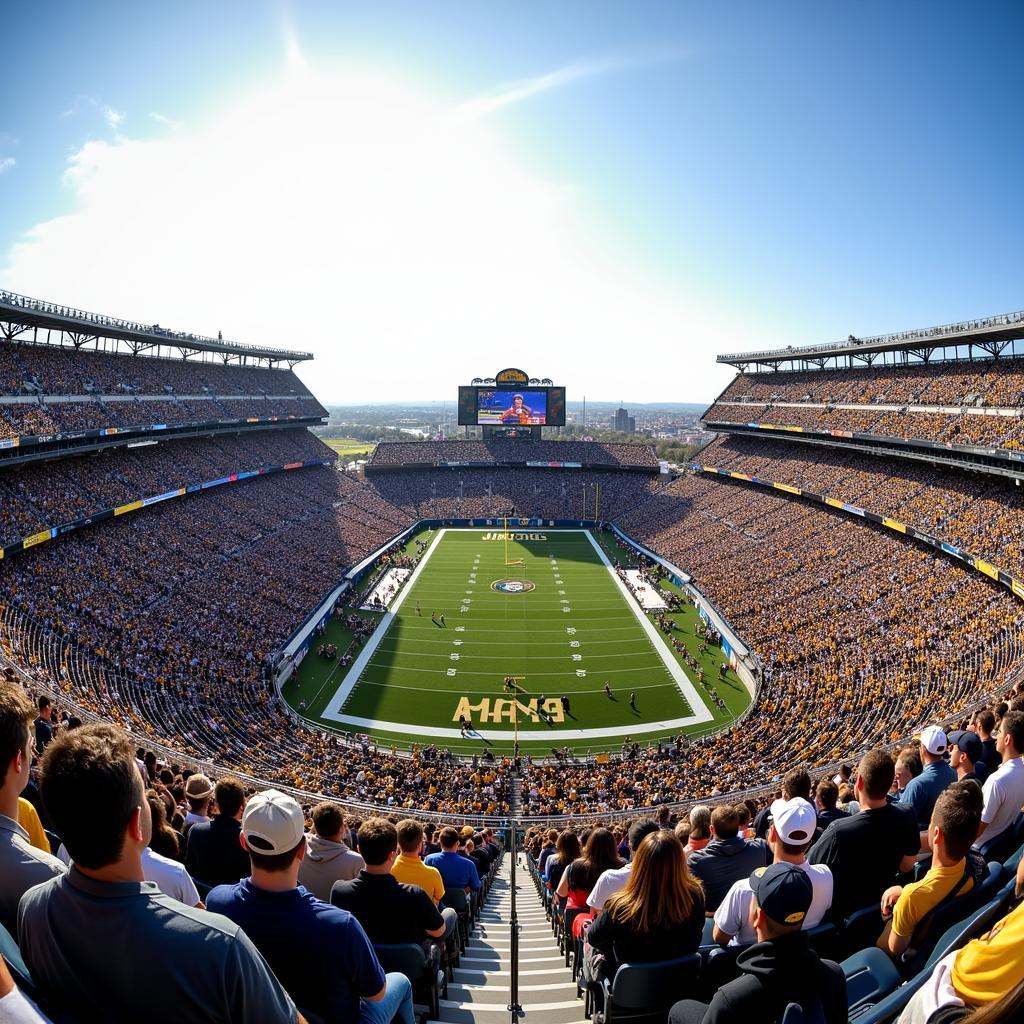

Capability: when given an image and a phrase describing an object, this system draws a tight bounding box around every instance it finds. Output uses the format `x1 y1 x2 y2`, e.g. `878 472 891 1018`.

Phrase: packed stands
368 438 660 469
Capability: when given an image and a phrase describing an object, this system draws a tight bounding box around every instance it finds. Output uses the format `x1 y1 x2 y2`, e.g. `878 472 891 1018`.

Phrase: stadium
2 286 1024 1024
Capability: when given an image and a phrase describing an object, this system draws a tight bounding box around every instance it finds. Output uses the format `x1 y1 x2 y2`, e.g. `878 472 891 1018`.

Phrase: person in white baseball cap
712 798 833 949
207 790 415 1024
900 726 957 829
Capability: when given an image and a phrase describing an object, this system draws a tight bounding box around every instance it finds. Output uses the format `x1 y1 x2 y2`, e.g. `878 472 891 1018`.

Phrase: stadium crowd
703 401 1024 450
0 427 332 547
719 359 1024 408
694 434 1024 580
368 438 660 469
0 340 317 398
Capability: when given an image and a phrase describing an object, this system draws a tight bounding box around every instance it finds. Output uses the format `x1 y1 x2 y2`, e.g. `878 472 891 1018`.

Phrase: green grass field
284 528 751 755
322 438 376 459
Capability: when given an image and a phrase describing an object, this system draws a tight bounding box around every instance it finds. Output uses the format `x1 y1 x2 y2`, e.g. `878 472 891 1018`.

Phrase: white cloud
0 157 14 175
3 66 741 402
103 107 125 130
149 111 183 130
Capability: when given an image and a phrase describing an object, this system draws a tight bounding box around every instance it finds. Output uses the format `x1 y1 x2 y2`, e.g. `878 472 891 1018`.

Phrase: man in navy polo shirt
207 790 413 1024
899 726 956 830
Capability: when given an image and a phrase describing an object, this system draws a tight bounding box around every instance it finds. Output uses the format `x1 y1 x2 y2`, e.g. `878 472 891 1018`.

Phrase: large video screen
458 385 566 426
477 389 548 425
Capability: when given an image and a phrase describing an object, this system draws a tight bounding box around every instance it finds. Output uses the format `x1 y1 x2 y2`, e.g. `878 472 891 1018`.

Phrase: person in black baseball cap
669 863 847 1024
948 730 989 785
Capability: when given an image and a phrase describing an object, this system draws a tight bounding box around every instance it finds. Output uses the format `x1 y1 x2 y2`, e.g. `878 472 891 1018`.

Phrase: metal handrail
718 310 1024 363
507 820 522 1022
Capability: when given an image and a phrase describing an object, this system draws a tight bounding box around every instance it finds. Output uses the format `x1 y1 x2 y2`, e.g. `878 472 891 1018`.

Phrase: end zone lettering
453 697 565 724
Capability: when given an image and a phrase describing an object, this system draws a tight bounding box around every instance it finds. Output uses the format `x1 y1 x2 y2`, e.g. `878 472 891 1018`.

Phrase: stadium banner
21 528 54 549
882 517 907 534
55 509 114 538
1013 578 1024 600
237 470 259 480
186 483 202 493
283 462 303 470
142 487 186 507
0 438 19 450
973 558 999 580
824 497 844 509
842 502 866 517
773 482 802 495
941 541 967 560
526 461 583 468
201 475 232 489
114 500 144 516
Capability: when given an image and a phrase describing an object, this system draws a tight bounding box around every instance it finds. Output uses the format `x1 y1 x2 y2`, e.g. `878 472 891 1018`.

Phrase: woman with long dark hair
585 830 705 979
556 827 624 941
545 830 581 893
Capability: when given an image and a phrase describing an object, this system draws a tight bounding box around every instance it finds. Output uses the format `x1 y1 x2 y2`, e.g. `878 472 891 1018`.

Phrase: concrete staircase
433 855 581 1024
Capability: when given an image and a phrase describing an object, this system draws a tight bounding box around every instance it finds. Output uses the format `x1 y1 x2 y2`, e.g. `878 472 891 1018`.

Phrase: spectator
976 709 1024 849
895 748 924 800
184 776 249 887
948 730 989 785
669 864 847 1024
973 709 1001 774
587 819 658 911
537 828 559 874
893 857 1024 1023
425 826 481 895
390 819 445 907
181 773 214 830
878 781 985 959
809 749 921 917
688 806 771 913
207 790 413 1024
140 792 201 907
753 769 812 838
686 806 712 854
0 683 66 935
33 698 53 754
16 798 50 855
297 801 364 901
585 831 705 986
900 727 957 829
543 830 581 893
332 818 451 948
815 779 849 830
714 797 833 947
555 827 623 941
17 724 300 1023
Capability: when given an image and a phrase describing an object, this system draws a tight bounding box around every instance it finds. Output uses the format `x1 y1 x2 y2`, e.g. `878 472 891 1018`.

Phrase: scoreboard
458 368 565 428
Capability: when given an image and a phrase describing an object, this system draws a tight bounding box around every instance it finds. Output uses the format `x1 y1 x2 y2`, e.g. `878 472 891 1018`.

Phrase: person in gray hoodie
297 801 364 901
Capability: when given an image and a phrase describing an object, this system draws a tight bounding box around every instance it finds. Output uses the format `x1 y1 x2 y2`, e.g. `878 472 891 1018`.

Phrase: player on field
604 682 613 699
629 690 637 711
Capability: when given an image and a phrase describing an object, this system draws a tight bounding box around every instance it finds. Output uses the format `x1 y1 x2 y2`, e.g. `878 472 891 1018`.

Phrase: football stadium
3 8 1024 1024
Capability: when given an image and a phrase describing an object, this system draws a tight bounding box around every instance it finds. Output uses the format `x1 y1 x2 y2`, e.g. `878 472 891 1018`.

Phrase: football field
287 529 750 755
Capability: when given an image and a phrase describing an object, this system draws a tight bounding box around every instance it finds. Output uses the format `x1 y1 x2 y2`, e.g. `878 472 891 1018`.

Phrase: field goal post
503 515 525 566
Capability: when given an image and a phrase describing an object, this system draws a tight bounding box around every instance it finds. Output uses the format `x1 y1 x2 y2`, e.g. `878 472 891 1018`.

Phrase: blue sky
1 1 1022 402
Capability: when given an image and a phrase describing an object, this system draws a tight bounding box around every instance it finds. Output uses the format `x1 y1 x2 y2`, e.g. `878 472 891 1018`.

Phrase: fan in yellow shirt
18 797 50 853
391 819 446 905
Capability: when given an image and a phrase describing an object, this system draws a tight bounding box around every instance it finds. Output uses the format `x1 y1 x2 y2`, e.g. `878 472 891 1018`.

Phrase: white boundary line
320 528 714 738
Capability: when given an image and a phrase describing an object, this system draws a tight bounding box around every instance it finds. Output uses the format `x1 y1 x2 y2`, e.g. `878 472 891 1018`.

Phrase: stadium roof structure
0 288 313 367
718 309 1024 372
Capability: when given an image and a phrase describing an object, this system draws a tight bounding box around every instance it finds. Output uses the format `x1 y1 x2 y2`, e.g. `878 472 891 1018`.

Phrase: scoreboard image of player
458 379 565 428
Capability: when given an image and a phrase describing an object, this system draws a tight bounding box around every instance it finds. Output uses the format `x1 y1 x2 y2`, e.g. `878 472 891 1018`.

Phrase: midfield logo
490 579 536 594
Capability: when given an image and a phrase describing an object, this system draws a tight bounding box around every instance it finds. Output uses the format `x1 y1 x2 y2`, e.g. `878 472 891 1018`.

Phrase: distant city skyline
1 1 1022 403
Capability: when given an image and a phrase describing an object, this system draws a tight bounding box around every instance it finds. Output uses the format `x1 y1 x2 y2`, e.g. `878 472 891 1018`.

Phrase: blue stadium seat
374 942 442 1020
0 922 33 996
593 953 702 1024
978 812 1024 864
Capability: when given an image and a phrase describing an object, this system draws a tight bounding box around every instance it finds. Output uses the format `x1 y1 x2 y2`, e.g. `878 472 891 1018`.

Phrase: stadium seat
780 1001 827 1024
373 943 442 1020
0 922 34 997
979 812 1024 864
591 953 702 1024
443 887 472 952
